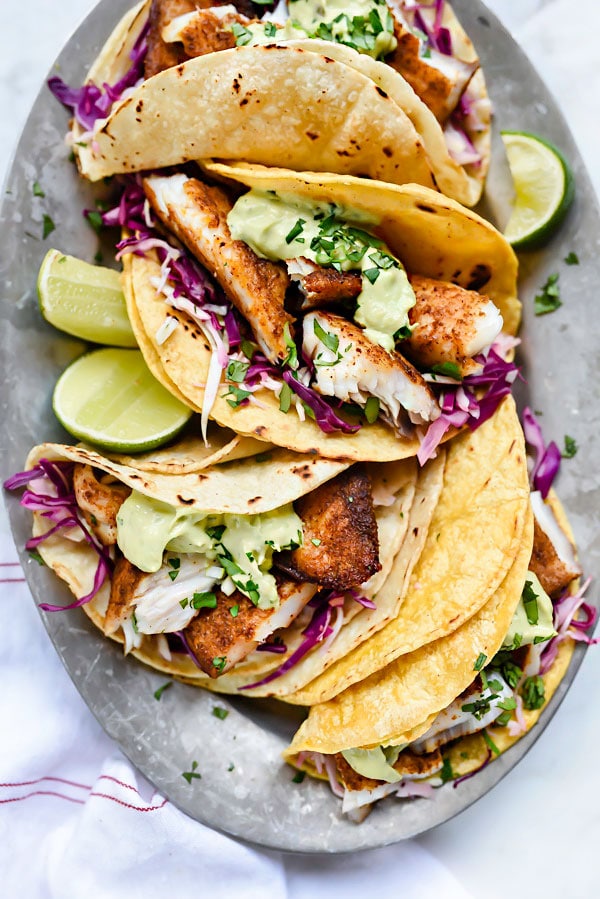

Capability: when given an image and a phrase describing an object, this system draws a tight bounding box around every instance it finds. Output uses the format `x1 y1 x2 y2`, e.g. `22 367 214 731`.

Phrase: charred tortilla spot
232 78 241 94
375 86 388 99
416 204 437 213
177 495 195 505
382 146 393 158
248 496 262 504
467 264 492 291
136 101 143 113
306 131 319 141
240 98 249 107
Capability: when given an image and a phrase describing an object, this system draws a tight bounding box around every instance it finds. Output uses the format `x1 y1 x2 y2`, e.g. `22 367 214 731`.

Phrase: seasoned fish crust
105 557 144 634
405 274 502 374
73 464 131 546
530 518 581 599
183 577 316 676
334 748 442 791
277 465 381 590
298 268 362 310
144 174 293 364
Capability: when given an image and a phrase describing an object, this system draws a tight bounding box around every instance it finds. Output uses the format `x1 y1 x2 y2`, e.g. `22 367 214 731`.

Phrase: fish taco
284 483 588 820
117 163 519 462
54 0 491 205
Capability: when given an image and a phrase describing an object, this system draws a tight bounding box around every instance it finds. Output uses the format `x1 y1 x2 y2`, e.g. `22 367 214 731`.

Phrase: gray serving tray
1 0 599 853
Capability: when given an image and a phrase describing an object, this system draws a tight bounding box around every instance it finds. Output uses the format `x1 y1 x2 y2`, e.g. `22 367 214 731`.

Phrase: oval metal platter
1 0 599 853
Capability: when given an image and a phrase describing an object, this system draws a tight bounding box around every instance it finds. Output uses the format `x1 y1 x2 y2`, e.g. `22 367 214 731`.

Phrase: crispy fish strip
162 6 249 56
144 173 293 364
276 465 381 590
386 4 478 124
73 464 131 546
405 274 503 374
302 311 439 432
183 578 318 676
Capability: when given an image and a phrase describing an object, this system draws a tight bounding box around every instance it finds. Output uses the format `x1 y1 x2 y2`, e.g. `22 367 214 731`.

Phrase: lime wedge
53 348 193 452
38 249 137 347
501 132 575 250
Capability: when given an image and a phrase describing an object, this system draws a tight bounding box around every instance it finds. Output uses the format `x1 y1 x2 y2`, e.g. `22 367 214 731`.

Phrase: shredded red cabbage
521 407 561 499
256 641 288 654
4 461 112 611
418 346 519 465
282 371 361 434
172 630 205 670
48 22 148 131
540 578 598 674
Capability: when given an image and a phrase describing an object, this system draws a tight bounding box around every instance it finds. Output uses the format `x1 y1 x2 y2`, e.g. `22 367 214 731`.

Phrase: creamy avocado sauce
116 491 302 609
288 0 397 59
228 190 415 352
341 745 404 783
502 571 556 650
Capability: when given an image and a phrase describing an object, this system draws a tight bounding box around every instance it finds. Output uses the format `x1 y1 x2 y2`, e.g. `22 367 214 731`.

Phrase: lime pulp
52 348 193 452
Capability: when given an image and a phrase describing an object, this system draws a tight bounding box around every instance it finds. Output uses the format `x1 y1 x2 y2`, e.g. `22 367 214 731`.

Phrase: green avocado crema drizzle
116 491 303 609
232 0 397 61
227 190 416 352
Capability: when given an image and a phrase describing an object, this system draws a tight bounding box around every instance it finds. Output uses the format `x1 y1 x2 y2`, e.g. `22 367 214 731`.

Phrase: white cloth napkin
2 0 600 896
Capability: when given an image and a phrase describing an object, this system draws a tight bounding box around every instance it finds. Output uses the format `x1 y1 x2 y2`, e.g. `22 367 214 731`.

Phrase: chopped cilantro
168 557 180 581
497 697 517 712
521 675 545 710
206 524 226 542
474 652 487 672
363 267 380 284
190 591 217 610
231 22 252 45
482 729 500 756
32 181 45 198
230 604 239 618
180 598 189 608
431 361 462 381
283 322 298 369
220 556 243 577
564 251 579 265
313 317 339 353
440 756 454 784
240 339 257 361
85 210 103 234
490 650 522 689
212 706 229 720
394 324 413 340
461 696 492 721
226 359 250 383
153 681 173 701
212 656 227 673
42 214 55 239
562 435 578 458
285 218 306 244
182 760 201 784
311 538 322 547
228 762 235 772
522 580 539 626
28 549 45 566
534 272 561 316
225 385 251 408
131 612 139 634
264 21 277 37
292 770 306 784
279 381 292 413
364 396 380 424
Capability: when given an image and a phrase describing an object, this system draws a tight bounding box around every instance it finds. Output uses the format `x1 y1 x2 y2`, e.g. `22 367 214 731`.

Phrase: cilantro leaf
190 591 217 610
32 181 45 198
440 756 454 784
562 435 578 458
521 675 545 710
212 656 227 673
292 769 306 784
364 396 380 423
153 681 173 701
473 652 487 672
313 318 339 353
522 579 539 626
564 251 579 265
431 361 462 381
212 706 229 720
534 273 562 316
182 760 202 784
42 214 55 239
482 729 500 756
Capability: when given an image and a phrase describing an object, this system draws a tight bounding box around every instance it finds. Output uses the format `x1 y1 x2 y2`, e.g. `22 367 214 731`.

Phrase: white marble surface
2 1 600 896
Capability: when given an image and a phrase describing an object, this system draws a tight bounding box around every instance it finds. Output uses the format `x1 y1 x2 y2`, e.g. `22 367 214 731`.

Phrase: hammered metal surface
1 0 599 853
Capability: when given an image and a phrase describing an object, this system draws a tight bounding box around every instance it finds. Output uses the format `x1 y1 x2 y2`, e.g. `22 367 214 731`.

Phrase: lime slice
501 132 575 250
38 249 137 347
53 348 193 452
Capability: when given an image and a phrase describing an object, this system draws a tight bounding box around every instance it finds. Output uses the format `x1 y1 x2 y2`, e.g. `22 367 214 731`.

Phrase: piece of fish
105 552 222 635
404 274 503 374
145 0 259 78
144 173 293 364
386 2 479 124
529 491 582 598
335 748 443 794
276 465 381 590
73 464 131 546
183 578 318 676
162 6 250 56
287 258 362 311
302 311 439 433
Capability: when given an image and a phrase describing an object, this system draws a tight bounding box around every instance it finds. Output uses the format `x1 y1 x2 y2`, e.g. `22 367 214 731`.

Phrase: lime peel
501 131 575 251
